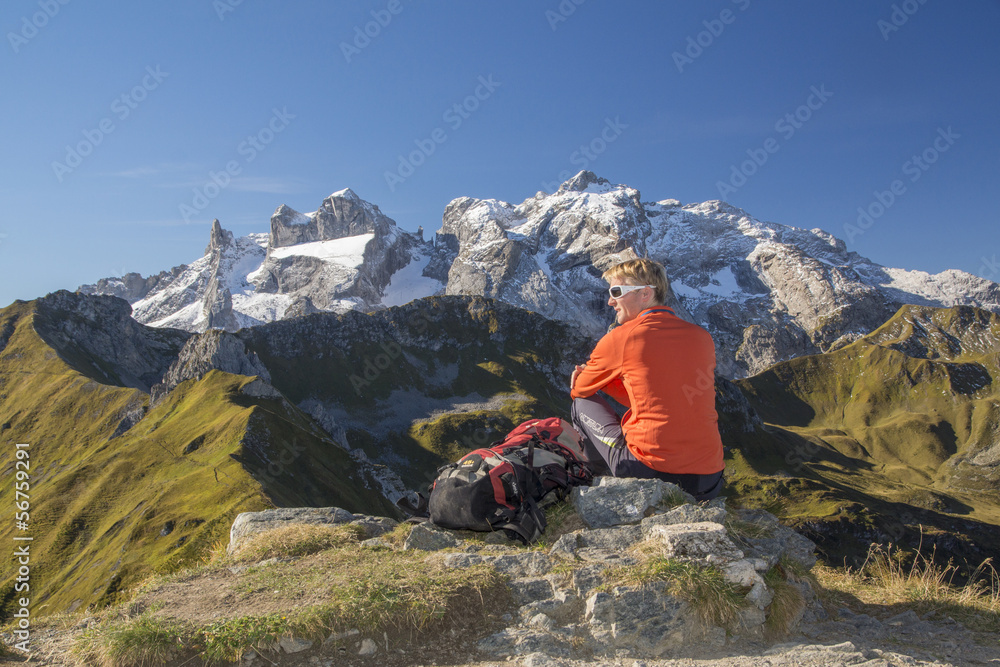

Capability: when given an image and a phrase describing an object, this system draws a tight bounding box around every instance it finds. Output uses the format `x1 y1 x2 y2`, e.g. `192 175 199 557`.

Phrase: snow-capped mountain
80 172 1000 379
81 188 433 332
432 171 999 377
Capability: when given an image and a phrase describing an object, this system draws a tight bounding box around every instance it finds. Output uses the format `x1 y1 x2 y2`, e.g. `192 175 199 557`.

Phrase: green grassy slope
733 304 1000 570
0 301 394 618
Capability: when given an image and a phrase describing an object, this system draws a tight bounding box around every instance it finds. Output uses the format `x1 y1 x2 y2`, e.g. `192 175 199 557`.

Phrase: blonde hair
602 258 669 304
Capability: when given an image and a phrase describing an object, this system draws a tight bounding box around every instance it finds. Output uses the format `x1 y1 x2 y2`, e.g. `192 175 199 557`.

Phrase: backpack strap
396 491 430 518
497 496 547 544
525 435 536 497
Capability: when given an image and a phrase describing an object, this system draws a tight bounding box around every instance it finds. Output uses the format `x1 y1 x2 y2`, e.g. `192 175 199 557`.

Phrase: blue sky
2 0 998 308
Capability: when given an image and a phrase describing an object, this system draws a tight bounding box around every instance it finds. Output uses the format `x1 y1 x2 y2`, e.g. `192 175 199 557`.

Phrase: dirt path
8 610 999 667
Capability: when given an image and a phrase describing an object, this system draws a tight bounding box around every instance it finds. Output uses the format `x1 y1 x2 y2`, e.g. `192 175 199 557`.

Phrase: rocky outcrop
77 270 168 303
228 477 820 661
32 290 190 392
201 274 238 331
228 507 397 554
151 328 272 402
269 188 392 248
205 218 233 254
253 190 420 310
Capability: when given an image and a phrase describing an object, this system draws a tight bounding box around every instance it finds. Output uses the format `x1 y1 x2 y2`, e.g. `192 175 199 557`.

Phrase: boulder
571 477 694 529
228 507 396 554
585 582 706 655
646 522 745 563
732 508 817 569
402 522 461 551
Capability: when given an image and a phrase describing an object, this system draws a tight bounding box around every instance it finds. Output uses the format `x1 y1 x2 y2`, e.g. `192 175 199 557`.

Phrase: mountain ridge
79 172 1000 379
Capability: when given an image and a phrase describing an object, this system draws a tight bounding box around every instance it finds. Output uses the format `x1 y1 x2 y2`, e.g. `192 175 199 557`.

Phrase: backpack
403 417 594 544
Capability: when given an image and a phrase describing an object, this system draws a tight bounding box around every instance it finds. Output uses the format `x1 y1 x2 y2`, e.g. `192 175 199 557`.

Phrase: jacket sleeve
570 329 624 400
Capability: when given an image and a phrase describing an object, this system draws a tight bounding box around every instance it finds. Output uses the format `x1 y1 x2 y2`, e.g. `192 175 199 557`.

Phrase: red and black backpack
400 417 594 543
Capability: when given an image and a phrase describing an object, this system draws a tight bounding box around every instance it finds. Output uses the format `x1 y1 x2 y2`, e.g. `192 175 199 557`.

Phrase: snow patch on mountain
267 233 372 264
382 247 444 308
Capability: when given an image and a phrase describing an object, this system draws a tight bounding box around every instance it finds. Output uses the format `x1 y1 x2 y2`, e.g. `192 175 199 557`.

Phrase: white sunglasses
608 284 653 299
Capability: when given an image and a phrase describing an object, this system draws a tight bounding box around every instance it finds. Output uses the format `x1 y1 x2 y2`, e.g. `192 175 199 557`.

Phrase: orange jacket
571 308 724 475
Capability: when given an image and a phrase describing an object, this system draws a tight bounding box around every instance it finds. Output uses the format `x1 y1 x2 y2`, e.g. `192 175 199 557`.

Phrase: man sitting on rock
570 258 725 501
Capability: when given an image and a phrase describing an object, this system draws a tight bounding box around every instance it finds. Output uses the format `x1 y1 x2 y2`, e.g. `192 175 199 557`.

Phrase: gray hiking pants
570 394 723 501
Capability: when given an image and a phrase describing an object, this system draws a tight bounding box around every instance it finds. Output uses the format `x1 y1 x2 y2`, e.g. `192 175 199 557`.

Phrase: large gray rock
402 522 461 551
571 477 694 529
646 521 745 563
549 524 643 562
227 507 395 554
732 508 817 569
640 503 727 532
585 582 712 655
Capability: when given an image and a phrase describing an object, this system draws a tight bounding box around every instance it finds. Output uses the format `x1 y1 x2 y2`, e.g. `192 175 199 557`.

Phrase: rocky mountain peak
330 187 360 201
79 174 1000 378
269 189 395 250
204 218 233 255
557 169 612 193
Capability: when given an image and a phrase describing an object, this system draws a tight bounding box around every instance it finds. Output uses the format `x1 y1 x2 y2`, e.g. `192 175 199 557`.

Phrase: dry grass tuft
815 539 1000 635
763 562 806 639
608 543 746 628
224 524 366 563
73 611 188 667
723 513 775 544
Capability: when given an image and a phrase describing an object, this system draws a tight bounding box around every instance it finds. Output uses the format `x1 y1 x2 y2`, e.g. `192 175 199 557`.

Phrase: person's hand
570 364 586 390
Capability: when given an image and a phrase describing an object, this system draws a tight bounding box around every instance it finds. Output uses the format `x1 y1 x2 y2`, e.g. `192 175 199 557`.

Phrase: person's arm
600 377 630 406
570 330 624 399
